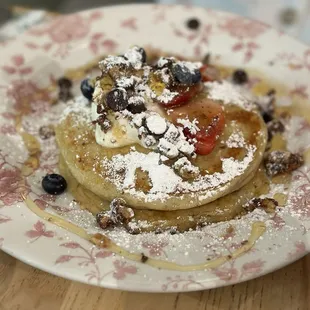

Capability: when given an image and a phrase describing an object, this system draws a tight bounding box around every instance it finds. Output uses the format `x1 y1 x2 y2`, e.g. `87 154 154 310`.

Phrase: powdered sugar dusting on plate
60 96 91 125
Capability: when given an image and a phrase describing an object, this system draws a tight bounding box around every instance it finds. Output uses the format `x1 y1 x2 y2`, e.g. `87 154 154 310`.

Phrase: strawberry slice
199 64 220 82
168 94 225 155
158 83 203 108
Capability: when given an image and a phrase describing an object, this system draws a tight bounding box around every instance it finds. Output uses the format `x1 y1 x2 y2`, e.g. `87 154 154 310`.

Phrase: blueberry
42 174 67 195
186 18 200 30
58 88 73 102
232 69 248 84
57 77 72 89
80 79 94 101
106 88 128 111
172 63 201 85
262 111 273 123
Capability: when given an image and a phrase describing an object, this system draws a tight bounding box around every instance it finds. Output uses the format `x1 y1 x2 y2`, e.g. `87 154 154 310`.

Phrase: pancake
55 93 267 211
59 154 270 233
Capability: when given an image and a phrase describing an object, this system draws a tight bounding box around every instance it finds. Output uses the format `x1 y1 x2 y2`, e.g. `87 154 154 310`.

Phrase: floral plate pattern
1 4 310 292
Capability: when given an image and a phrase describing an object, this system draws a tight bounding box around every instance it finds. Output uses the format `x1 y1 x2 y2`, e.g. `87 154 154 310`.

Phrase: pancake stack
56 47 270 233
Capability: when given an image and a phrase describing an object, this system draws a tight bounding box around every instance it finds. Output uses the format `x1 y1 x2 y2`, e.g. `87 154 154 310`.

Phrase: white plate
0 4 310 292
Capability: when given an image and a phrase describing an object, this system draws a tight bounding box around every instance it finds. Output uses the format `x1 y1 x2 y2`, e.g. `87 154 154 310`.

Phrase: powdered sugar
99 55 129 70
178 61 202 74
226 131 246 148
157 89 178 104
158 138 179 159
102 141 257 202
160 68 171 84
157 57 171 68
145 114 167 135
60 95 91 125
124 46 145 69
177 117 200 135
173 157 200 177
205 81 255 111
116 76 140 88
102 151 181 200
222 145 256 176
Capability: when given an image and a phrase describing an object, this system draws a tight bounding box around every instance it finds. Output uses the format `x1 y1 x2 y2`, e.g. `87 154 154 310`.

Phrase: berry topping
106 88 128 111
159 83 202 107
42 174 67 195
145 114 168 135
232 69 248 85
127 96 146 114
80 78 94 100
169 95 225 155
57 77 72 89
172 63 201 85
262 111 274 123
186 18 201 30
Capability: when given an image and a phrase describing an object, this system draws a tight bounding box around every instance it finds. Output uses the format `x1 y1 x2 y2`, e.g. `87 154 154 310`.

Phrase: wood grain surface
0 251 309 310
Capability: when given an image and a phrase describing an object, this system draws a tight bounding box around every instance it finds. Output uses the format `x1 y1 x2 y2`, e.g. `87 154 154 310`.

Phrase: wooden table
0 251 309 310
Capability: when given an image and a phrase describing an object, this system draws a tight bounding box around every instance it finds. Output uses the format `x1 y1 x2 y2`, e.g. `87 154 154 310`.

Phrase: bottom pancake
59 155 271 233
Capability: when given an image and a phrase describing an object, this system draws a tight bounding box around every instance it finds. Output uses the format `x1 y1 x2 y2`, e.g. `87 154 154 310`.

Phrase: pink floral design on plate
274 49 310 71
25 221 55 243
219 16 268 63
0 153 30 206
112 260 138 280
26 11 103 58
2 54 32 76
290 84 309 99
141 240 169 257
0 4 310 292
2 70 53 113
213 259 265 283
287 241 307 260
172 23 212 57
121 18 137 31
0 215 11 224
289 168 310 219
162 275 205 291
55 242 136 284
88 32 118 55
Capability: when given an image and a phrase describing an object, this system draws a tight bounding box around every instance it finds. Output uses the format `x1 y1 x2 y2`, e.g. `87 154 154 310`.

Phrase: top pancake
55 91 267 211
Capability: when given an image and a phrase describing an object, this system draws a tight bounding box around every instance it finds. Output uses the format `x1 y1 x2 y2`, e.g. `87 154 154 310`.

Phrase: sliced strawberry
194 138 217 155
168 94 225 155
158 83 203 108
199 64 220 82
